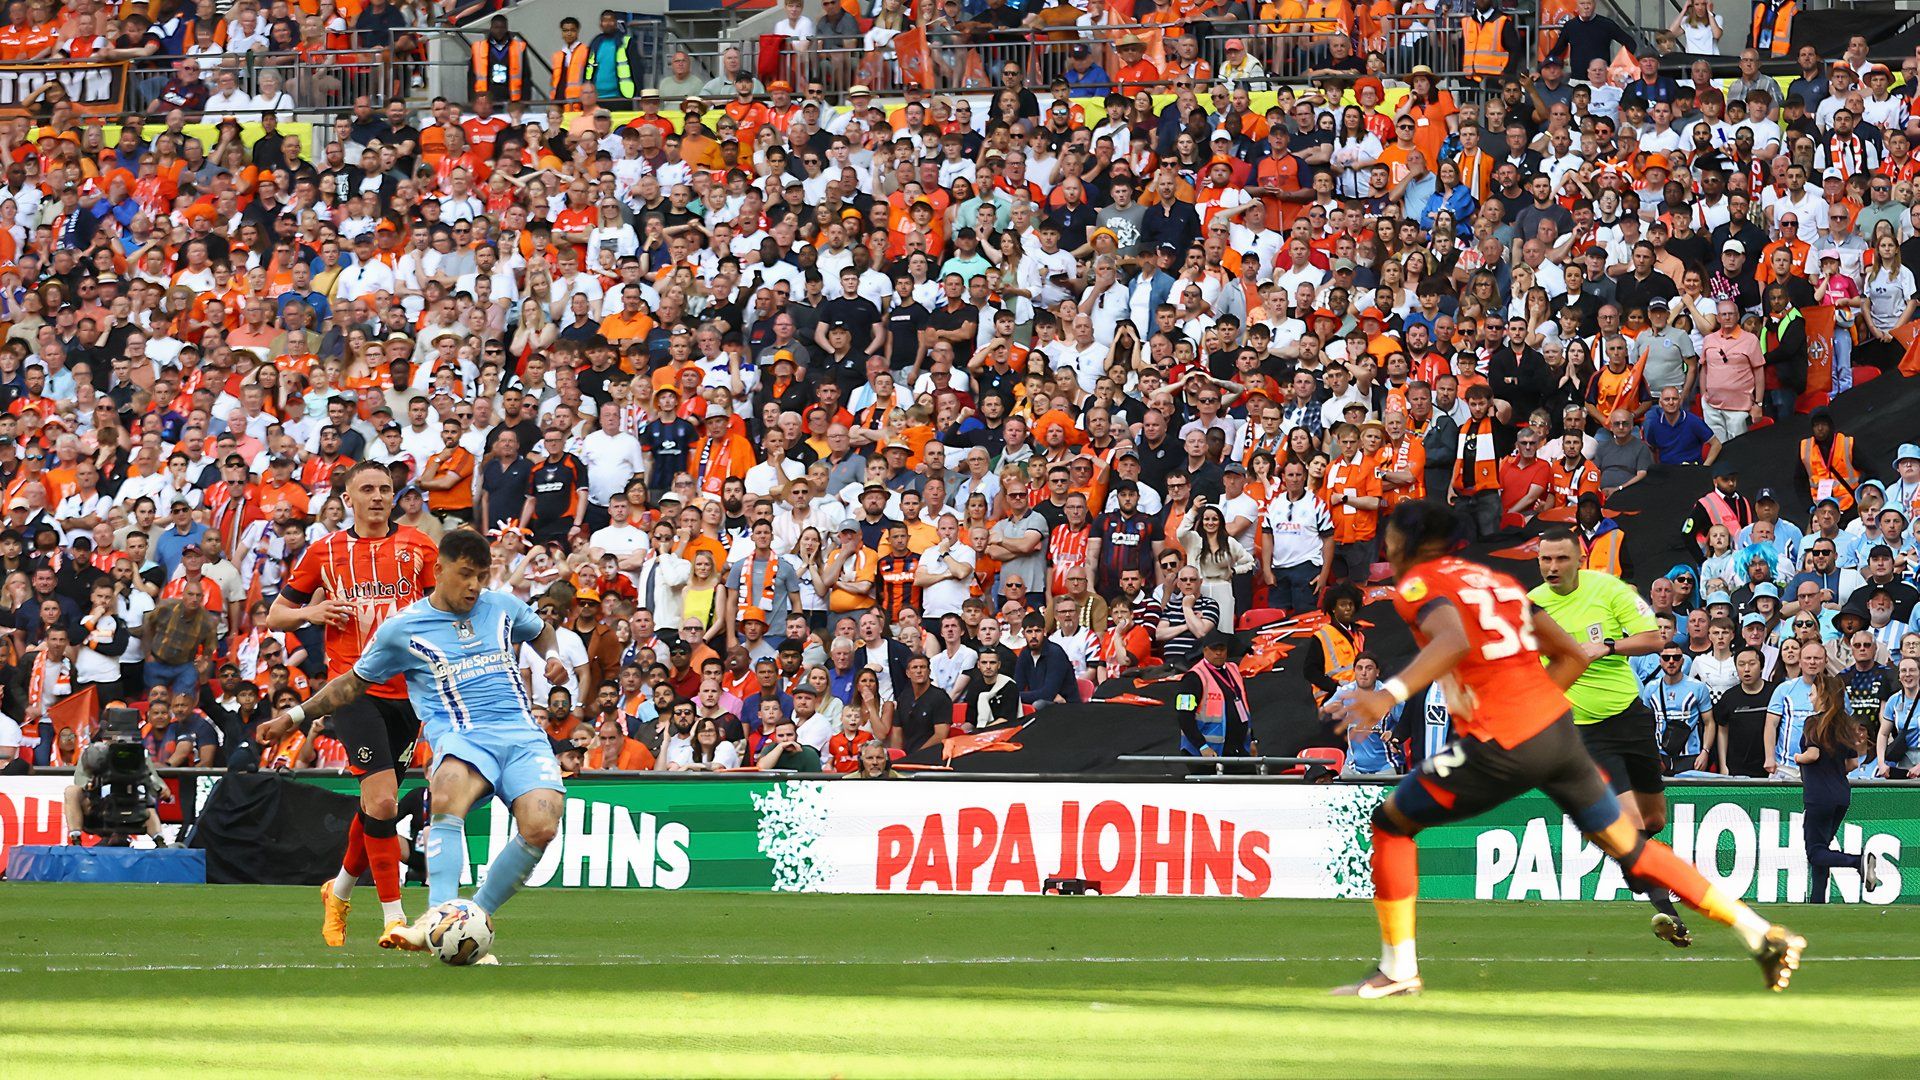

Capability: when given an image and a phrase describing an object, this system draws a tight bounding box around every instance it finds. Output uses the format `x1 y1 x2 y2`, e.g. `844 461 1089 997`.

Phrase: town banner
292 777 1918 904
0 61 127 115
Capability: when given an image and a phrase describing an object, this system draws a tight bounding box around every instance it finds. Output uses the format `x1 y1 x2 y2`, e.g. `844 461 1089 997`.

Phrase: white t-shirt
578 429 644 506
519 626 589 702
918 542 976 619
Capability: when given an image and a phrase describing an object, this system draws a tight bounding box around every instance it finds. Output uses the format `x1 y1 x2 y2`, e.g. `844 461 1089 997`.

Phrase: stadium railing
666 11 1537 101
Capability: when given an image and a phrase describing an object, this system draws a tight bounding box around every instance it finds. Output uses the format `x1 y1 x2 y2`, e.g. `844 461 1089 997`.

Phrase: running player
1326 501 1804 998
1529 527 1694 948
260 461 440 948
270 529 571 958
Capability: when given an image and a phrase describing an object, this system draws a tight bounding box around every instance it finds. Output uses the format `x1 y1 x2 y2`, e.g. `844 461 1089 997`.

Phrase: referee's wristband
1381 677 1412 705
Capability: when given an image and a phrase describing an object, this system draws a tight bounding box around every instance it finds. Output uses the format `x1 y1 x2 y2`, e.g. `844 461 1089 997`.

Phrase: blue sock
473 833 545 915
425 814 466 907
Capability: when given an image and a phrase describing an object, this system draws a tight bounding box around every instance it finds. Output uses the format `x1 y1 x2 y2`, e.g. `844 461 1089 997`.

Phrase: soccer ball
424 899 494 966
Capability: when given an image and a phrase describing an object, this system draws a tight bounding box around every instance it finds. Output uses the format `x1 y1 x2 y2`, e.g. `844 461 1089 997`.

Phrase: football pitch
2 885 1915 1078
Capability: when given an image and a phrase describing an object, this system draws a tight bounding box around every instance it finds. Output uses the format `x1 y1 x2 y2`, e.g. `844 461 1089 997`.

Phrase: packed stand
0 1 1915 792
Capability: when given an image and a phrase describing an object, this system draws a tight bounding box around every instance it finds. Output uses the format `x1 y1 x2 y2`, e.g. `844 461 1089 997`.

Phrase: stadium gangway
1114 754 1324 777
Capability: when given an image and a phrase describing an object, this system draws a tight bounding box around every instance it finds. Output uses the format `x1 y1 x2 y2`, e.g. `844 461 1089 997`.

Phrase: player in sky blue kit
270 529 574 957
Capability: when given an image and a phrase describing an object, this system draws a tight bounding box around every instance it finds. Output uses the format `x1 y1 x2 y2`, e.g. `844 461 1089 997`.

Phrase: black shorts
1577 699 1666 795
1389 711 1620 835
332 694 421 780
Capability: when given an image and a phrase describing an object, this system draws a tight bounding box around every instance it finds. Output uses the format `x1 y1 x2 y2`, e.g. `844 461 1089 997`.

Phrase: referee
1530 527 1694 948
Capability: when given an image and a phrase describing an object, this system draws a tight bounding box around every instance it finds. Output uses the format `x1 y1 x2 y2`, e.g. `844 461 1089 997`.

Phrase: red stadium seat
1237 607 1287 631
1283 746 1346 775
1076 677 1096 702
950 702 968 734
1853 366 1883 386
886 748 906 762
1747 416 1775 432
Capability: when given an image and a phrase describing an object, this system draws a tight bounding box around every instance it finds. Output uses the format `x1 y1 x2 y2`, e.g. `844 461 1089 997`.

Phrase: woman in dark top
1794 672 1877 902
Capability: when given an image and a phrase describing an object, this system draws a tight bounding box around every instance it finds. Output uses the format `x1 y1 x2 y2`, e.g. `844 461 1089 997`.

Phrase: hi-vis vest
474 38 527 99
1801 433 1861 511
1697 490 1745 538
1583 527 1625 575
550 41 589 102
1181 659 1251 755
1310 622 1364 705
1749 0 1796 56
1453 417 1501 494
1462 13 1510 77
585 33 636 99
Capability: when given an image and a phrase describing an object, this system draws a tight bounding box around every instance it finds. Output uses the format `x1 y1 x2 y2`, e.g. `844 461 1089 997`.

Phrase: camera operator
62 734 175 847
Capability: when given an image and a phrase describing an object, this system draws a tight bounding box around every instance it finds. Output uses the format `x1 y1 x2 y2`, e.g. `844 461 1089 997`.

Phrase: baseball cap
1740 612 1767 627
1754 487 1778 502
1724 240 1745 254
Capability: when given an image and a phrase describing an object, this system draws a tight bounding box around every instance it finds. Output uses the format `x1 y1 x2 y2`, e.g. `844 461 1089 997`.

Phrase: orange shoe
320 882 350 947
379 916 429 952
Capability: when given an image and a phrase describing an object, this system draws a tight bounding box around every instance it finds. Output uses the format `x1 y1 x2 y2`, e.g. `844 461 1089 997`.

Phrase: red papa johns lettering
0 792 67 853
874 800 1271 896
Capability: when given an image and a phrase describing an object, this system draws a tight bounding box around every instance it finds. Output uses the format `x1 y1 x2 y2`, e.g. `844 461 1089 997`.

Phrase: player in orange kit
1325 500 1805 998
257 461 441 949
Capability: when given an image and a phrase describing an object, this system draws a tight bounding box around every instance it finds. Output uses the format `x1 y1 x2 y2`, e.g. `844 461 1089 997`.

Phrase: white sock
1732 909 1770 953
331 869 357 900
381 899 407 926
1379 939 1419 981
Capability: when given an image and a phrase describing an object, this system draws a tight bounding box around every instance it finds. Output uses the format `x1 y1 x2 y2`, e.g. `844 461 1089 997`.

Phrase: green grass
0 886 1915 1078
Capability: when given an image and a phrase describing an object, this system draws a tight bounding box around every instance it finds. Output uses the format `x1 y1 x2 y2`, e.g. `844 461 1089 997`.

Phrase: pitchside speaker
1042 877 1104 895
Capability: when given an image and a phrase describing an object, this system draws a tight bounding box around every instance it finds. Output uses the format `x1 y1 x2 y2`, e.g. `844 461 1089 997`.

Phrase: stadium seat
1076 677 1096 702
1237 607 1287 631
950 702 968 734
1853 366 1883 386
1747 416 1775 432
886 747 905 762
1283 746 1345 776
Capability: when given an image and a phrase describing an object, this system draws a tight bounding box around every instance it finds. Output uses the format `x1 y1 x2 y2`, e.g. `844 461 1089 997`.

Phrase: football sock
1633 829 1681 920
473 833 546 915
425 814 466 907
1370 823 1419 980
333 814 368 901
1624 837 1770 951
360 812 405 918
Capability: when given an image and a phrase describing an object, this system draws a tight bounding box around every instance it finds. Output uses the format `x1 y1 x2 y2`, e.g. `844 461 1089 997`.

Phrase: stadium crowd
0 0 1916 789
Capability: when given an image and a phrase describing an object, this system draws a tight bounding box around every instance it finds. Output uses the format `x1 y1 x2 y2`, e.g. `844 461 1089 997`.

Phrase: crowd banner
297 777 1916 904
0 61 127 115
0 776 74 866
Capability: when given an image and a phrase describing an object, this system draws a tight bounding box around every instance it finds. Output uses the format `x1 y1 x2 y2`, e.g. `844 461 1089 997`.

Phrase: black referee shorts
332 694 421 781
1577 698 1666 796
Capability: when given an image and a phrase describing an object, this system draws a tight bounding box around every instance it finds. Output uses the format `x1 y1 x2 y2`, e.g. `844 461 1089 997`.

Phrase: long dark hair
1195 504 1230 567
1804 673 1866 752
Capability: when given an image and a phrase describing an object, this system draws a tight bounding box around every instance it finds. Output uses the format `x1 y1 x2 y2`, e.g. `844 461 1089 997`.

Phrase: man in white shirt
915 513 976 620
336 234 396 303
578 401 645 523
1019 221 1079 309
588 491 651 563
1759 162 1826 243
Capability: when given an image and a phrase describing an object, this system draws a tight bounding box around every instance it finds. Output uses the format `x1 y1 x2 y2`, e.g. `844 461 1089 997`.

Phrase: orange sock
364 831 404 905
1371 824 1419 978
340 814 368 879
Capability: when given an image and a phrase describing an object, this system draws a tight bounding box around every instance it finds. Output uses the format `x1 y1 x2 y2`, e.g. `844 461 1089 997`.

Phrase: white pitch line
3 953 1915 974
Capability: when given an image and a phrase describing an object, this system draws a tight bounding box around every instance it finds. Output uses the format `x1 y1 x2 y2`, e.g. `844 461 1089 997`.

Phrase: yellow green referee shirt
1527 569 1658 724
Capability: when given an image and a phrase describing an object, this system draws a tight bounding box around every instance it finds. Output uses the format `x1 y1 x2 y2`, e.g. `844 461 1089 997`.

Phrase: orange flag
893 26 933 90
1608 47 1638 87
958 49 992 90
1538 0 1577 60
45 686 100 754
1894 320 1920 377
1489 537 1543 561
855 49 886 91
1795 305 1836 412
943 726 1023 761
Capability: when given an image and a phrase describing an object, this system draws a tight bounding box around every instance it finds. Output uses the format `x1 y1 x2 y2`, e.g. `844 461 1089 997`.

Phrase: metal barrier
672 9 1538 102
